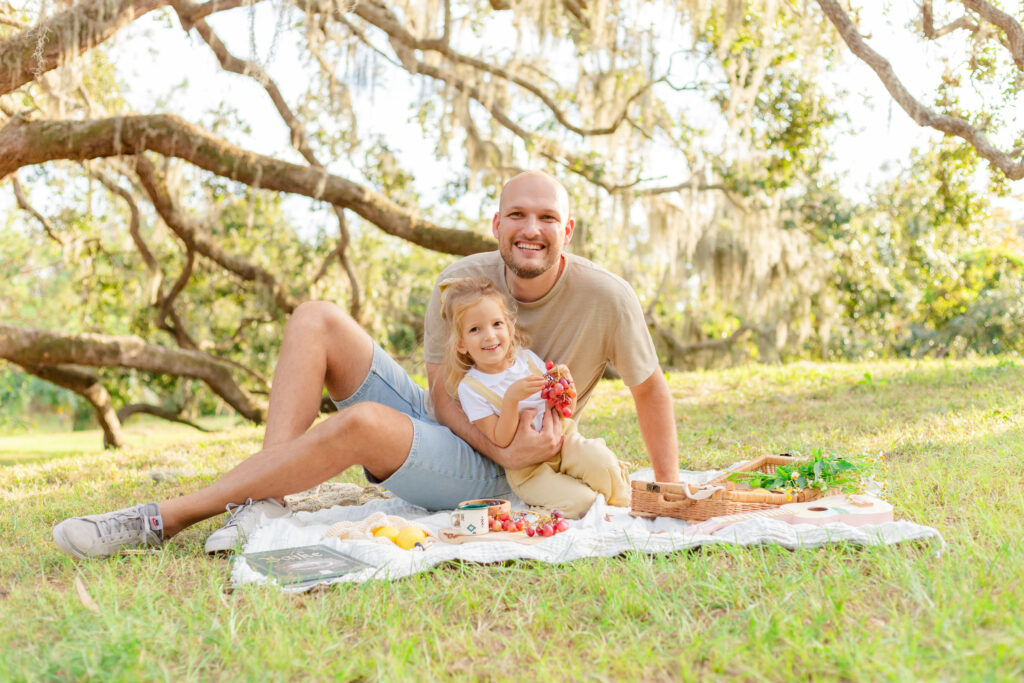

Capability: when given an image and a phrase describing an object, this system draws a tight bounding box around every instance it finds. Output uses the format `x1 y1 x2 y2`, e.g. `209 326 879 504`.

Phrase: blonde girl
440 277 630 519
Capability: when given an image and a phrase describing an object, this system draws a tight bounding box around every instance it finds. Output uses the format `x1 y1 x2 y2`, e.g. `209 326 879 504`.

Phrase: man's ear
563 217 575 244
491 212 501 239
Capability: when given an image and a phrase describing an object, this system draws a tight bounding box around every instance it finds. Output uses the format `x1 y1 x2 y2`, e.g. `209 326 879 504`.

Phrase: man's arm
628 368 679 483
426 362 562 469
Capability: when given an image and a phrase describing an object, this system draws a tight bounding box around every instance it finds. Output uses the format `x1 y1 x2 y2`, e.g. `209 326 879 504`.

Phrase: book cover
243 544 373 585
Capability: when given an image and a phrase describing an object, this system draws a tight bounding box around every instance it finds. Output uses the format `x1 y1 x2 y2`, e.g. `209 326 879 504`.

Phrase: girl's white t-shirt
458 349 547 432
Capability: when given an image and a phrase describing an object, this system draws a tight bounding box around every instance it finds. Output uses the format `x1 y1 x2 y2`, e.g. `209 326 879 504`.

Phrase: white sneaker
53 503 164 559
203 498 291 555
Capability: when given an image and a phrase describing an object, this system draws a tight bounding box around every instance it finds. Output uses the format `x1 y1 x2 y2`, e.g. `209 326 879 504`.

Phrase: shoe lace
96 508 144 537
223 498 256 526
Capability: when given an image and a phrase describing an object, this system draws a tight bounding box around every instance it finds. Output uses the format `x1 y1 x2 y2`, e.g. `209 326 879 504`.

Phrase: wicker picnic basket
630 454 831 522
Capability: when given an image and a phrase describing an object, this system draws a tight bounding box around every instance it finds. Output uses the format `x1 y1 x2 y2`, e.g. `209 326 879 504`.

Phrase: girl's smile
456 297 513 374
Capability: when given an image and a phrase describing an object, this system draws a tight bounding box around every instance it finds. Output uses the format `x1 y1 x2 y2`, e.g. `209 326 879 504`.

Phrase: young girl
440 277 631 519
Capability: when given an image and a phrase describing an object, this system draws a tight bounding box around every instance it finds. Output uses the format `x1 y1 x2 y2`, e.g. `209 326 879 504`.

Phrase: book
243 544 373 586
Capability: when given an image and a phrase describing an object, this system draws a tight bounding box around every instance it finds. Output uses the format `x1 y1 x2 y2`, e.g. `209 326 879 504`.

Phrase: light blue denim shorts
332 344 512 510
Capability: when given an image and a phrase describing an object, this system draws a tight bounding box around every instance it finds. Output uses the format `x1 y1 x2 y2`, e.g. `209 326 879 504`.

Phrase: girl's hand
504 375 546 406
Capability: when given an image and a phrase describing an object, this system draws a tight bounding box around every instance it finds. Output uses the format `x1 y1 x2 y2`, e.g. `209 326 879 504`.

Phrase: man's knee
335 401 396 432
288 300 354 338
288 301 373 399
327 402 413 476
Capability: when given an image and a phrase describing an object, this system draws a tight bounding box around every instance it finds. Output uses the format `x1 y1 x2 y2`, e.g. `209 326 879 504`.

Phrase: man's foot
204 498 291 555
52 503 164 559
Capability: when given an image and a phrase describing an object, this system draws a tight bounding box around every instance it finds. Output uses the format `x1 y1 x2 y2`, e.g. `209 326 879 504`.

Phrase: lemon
393 526 427 550
372 525 400 541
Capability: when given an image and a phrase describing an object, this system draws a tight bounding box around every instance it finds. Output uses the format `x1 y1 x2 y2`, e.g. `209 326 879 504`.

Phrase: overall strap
459 375 503 411
525 355 544 376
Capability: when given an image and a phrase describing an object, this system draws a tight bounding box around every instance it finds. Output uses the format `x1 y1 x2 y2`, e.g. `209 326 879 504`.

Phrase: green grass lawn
0 415 243 466
1 358 1023 680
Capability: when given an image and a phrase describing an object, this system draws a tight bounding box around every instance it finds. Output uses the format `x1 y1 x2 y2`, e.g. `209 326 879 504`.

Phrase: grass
0 415 243 466
1 357 1023 680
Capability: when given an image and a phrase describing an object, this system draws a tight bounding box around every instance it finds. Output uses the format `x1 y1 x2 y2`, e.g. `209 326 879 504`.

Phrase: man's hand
427 361 560 469
495 406 563 469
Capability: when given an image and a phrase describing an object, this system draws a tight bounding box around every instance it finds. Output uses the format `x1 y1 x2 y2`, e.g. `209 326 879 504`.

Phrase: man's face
492 173 574 280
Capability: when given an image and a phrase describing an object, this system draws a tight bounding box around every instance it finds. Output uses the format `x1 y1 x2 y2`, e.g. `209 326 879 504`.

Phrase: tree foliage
0 0 1019 443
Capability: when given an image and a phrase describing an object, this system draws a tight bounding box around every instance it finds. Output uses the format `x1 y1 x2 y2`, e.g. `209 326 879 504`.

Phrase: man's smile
515 241 544 251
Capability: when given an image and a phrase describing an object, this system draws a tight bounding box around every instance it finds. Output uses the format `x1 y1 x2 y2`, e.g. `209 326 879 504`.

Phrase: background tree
816 0 1024 181
0 0 1019 444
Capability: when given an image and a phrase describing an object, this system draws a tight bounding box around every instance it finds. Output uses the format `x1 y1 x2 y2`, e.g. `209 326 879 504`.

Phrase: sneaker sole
204 530 242 555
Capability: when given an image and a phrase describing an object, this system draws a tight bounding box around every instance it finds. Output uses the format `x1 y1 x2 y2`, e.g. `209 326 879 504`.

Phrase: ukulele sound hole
808 507 828 512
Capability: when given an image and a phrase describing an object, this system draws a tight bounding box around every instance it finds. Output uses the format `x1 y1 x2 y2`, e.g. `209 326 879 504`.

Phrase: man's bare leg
158 401 413 538
52 301 403 557
261 301 375 448
162 301 393 537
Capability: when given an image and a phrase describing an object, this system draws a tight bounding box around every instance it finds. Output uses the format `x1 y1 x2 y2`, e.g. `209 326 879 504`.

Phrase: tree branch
0 0 168 97
133 154 304 314
11 174 66 245
0 323 266 422
0 113 497 254
116 402 211 431
343 0 646 138
816 0 1024 180
182 9 362 318
92 168 163 303
335 5 709 198
93 164 204 349
16 362 125 448
961 0 1024 69
646 316 755 358
922 1 978 40
173 0 246 30
181 5 318 163
159 245 200 348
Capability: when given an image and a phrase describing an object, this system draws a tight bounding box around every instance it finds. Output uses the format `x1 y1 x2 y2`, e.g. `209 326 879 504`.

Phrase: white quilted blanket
231 468 944 591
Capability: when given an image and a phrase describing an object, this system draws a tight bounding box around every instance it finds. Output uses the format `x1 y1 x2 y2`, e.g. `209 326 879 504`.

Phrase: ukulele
686 493 894 536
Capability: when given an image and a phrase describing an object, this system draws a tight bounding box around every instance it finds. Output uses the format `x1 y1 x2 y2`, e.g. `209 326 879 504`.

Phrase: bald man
53 171 680 559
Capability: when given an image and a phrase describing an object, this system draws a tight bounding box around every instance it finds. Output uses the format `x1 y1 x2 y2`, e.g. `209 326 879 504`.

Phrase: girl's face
456 296 512 373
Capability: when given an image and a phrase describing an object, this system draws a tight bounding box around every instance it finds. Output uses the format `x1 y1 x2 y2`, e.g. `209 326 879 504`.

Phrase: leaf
74 575 101 614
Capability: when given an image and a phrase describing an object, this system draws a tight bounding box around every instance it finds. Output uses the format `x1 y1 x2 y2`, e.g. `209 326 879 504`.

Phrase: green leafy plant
728 449 881 497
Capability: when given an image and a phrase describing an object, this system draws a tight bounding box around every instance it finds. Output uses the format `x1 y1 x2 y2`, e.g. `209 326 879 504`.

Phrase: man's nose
520 215 541 235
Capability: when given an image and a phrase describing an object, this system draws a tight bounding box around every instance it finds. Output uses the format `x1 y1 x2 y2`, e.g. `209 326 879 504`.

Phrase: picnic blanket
231 467 944 591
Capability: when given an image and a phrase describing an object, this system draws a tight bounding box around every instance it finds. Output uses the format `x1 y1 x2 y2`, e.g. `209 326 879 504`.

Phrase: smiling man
423 170 679 482
52 170 679 560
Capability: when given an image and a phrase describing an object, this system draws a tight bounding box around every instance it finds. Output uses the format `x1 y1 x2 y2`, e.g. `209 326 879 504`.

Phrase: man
52 170 679 559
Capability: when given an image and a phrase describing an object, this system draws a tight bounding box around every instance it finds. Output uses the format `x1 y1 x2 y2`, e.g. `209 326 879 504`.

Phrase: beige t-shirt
424 251 659 415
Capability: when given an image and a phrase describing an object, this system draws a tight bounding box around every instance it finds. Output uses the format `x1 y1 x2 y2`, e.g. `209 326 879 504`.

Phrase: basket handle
682 484 724 500
649 482 724 503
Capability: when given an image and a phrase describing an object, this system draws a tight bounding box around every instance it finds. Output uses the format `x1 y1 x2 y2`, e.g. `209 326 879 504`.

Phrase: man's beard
500 242 558 279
